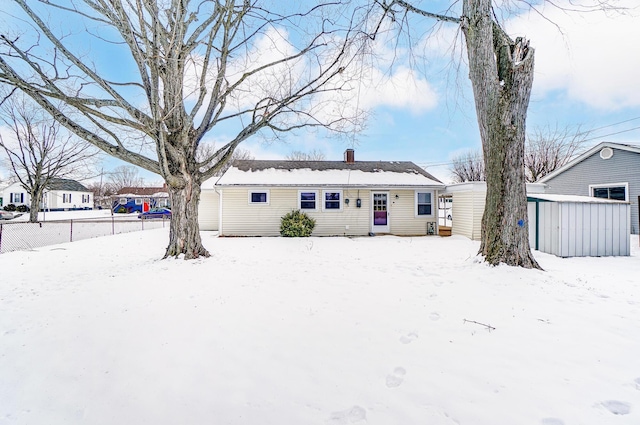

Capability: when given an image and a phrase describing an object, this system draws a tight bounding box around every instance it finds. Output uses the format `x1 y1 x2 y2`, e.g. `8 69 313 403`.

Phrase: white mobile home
203 150 445 237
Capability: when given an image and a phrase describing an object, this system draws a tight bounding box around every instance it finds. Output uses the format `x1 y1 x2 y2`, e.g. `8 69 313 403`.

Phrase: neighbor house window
63 193 72 203
415 191 433 216
10 193 24 203
299 191 318 210
249 190 269 204
323 190 342 210
590 183 628 201
119 198 127 204
135 198 143 205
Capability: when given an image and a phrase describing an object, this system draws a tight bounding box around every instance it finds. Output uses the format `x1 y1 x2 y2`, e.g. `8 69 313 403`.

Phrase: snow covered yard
1 230 639 425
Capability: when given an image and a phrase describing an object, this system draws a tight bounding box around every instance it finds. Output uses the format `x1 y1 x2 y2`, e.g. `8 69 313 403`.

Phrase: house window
249 190 269 204
590 183 628 201
323 190 342 210
63 193 72 203
416 191 433 216
299 191 318 210
135 198 143 205
11 193 24 203
82 194 90 203
119 198 127 204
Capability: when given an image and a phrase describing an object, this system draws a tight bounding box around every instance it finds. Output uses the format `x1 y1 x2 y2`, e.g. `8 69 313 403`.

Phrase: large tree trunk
462 0 540 268
164 176 209 259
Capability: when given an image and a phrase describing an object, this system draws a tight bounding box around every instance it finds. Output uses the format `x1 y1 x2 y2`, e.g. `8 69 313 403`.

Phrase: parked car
0 210 14 220
138 207 171 219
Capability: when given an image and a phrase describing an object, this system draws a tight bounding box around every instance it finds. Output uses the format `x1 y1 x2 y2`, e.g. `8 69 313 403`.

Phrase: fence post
0 223 3 253
70 219 73 242
112 216 115 235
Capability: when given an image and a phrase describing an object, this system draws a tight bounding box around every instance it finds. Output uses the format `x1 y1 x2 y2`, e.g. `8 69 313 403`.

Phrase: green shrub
116 206 127 214
3 204 16 212
280 209 316 237
16 204 29 212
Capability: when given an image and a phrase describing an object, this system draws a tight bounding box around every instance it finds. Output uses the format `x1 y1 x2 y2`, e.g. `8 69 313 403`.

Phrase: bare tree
0 93 98 222
214 148 254 176
375 0 616 268
0 1 367 258
525 124 588 182
108 165 145 194
285 149 327 161
450 150 485 183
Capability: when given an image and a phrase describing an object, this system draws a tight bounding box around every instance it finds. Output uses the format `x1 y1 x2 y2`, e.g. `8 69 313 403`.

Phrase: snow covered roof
527 194 629 204
114 186 168 197
215 160 444 188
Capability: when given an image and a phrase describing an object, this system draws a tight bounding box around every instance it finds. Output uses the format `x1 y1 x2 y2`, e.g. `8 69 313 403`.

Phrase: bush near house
3 204 16 212
16 205 29 212
280 210 316 237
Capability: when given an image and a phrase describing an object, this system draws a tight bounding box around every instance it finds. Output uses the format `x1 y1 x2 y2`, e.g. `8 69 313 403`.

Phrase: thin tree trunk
164 176 209 259
462 0 540 268
28 188 42 223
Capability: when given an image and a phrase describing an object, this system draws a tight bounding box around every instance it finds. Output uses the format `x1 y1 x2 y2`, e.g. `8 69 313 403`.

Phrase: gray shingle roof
46 178 88 192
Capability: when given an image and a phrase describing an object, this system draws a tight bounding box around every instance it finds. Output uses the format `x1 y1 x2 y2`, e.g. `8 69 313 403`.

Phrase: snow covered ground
1 229 639 425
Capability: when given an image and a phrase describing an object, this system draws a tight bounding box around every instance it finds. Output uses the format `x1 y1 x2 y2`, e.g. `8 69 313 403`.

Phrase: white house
2 178 93 211
201 149 446 237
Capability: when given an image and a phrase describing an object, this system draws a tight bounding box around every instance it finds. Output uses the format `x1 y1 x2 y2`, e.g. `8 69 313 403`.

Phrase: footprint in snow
326 405 367 424
429 312 441 321
540 418 565 425
600 400 631 415
385 367 406 388
399 332 418 344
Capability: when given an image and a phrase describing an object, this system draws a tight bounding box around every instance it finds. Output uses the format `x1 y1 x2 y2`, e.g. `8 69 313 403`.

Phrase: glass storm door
372 192 390 233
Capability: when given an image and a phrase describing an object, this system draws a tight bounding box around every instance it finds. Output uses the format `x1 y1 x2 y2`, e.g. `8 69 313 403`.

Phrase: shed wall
528 201 630 257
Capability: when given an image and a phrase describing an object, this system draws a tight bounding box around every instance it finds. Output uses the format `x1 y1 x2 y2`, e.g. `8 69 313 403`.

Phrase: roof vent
600 147 614 160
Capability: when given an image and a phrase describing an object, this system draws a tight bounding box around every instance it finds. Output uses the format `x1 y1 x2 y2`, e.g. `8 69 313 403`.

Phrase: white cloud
506 0 640 110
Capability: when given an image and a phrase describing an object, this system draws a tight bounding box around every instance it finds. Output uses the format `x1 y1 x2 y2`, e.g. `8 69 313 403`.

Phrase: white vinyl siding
198 189 220 231
450 190 485 241
388 190 436 235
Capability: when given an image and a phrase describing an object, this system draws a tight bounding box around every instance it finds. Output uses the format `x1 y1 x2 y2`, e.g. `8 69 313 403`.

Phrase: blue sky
224 0 640 183
1 0 639 185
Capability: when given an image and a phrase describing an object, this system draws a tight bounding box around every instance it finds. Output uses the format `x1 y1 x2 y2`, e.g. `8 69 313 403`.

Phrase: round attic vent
600 147 614 159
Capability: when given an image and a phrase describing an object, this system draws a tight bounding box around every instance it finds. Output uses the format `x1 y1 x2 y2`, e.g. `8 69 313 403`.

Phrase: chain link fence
0 216 169 254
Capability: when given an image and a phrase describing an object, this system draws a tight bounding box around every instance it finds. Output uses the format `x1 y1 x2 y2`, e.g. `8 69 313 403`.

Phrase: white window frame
63 193 72 203
248 189 270 205
11 193 23 203
119 198 127 204
415 190 434 217
322 190 343 211
298 190 319 211
589 182 628 201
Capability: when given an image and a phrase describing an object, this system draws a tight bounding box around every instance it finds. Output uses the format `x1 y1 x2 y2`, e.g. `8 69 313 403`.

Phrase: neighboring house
2 178 93 211
539 141 640 234
112 186 170 213
203 149 445 237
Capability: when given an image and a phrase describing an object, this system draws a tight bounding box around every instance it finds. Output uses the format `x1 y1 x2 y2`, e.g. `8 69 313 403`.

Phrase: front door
371 192 390 233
